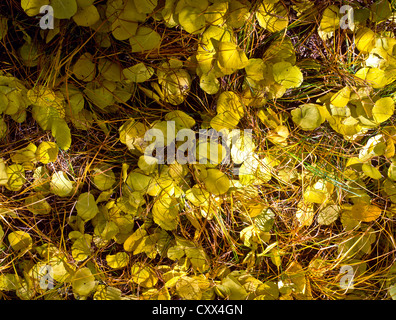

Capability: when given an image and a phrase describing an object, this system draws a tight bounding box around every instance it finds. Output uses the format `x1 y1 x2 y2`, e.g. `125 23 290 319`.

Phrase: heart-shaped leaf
291 104 324 130
106 252 129 269
72 267 96 297
76 192 99 221
51 0 78 19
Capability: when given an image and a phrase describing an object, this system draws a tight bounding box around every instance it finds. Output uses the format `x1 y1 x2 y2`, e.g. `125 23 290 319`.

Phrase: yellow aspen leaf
217 41 248 71
350 202 382 222
72 267 96 297
8 231 32 252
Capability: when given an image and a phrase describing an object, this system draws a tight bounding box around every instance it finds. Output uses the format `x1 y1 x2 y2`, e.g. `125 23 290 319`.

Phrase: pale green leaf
76 192 99 221
272 61 303 89
178 6 206 34
51 118 71 151
51 0 78 19
72 267 96 297
5 164 25 191
73 53 96 82
123 63 154 83
8 231 32 252
291 104 324 131
73 4 100 27
129 26 161 53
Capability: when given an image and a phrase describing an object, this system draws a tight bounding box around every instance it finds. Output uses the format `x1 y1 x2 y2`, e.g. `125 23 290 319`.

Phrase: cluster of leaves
1 0 396 300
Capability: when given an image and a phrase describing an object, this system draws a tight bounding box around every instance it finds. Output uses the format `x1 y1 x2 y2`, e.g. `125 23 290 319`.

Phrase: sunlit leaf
71 234 92 261
239 154 272 185
318 5 339 40
176 276 202 300
8 231 32 252
123 227 147 252
291 104 324 131
76 192 99 221
217 41 248 72
185 246 209 272
106 252 129 269
152 193 179 230
285 261 308 297
92 165 116 191
50 171 75 197
205 2 227 26
203 168 230 195
240 225 270 248
21 0 50 16
0 273 18 291
230 131 255 164
254 207 275 232
350 202 382 222
51 118 71 150
355 67 388 89
272 61 303 89
216 90 244 119
72 267 96 298
256 2 288 33
51 0 78 19
5 164 25 191
355 27 376 53
296 200 315 226
93 285 122 300
337 232 375 259
36 141 58 164
0 159 8 186
210 110 240 131
130 263 158 288
362 163 382 180
126 171 153 193
330 87 351 108
165 110 196 129
216 273 247 300
178 6 206 34
10 143 37 169
226 0 250 28
196 140 227 166
95 218 119 240
317 204 339 225
372 97 394 124
199 73 220 95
